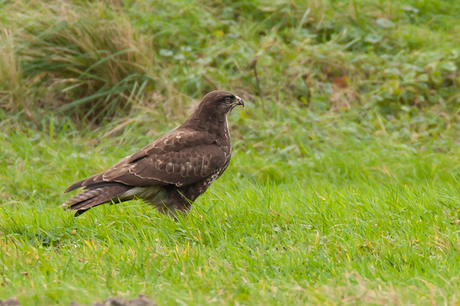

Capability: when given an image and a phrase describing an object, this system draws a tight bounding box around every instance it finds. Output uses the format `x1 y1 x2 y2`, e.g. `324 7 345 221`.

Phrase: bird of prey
62 90 244 216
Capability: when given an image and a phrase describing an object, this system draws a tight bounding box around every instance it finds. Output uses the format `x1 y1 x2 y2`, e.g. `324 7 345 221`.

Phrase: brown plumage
62 90 244 216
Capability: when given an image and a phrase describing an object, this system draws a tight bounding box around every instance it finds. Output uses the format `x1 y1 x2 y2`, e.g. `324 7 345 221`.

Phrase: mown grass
2 103 460 305
1 0 460 305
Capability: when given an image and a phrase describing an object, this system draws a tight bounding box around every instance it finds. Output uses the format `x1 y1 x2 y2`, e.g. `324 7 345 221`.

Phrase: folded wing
65 129 227 193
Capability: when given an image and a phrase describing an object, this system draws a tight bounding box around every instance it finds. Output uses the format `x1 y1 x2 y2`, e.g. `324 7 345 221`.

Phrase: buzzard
62 90 244 216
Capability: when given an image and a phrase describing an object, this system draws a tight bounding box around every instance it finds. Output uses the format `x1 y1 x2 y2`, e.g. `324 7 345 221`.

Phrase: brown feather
62 183 132 216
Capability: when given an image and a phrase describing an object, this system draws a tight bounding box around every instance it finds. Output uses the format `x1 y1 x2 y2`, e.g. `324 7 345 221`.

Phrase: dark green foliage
1 0 459 120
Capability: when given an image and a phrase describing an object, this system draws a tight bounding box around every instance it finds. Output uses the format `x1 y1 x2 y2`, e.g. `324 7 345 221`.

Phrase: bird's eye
225 97 231 103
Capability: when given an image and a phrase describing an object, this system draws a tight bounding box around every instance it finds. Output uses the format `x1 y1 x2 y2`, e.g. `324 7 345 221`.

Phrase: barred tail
61 184 132 216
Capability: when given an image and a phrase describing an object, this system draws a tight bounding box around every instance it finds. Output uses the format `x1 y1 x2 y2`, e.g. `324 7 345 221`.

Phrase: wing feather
65 128 228 193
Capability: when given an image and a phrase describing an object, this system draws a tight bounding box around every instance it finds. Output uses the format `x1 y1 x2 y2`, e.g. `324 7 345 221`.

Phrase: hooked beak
235 96 244 107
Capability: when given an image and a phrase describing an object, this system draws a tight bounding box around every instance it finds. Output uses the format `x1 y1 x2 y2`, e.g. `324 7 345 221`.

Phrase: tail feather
64 173 105 193
62 184 132 216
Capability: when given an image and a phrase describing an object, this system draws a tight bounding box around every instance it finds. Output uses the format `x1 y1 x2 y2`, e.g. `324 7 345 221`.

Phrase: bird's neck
181 109 230 139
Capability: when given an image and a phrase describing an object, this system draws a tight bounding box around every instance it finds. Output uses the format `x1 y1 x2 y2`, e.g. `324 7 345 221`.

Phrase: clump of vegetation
0 30 23 111
2 2 157 120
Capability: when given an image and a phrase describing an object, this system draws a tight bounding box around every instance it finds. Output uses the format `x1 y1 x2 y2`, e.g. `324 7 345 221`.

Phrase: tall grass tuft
15 2 156 121
0 29 25 111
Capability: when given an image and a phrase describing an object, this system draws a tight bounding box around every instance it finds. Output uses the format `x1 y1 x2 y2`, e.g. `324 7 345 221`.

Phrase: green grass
1 0 460 305
2 105 460 305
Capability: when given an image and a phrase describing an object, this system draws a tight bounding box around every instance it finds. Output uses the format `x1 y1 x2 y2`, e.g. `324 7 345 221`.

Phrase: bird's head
182 90 245 132
198 90 244 117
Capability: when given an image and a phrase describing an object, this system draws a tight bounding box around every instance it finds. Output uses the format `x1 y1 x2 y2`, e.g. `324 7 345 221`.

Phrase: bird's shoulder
98 128 230 187
124 128 224 163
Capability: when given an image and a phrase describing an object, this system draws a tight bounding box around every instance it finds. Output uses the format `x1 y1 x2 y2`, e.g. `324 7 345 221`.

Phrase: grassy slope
1 0 460 305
